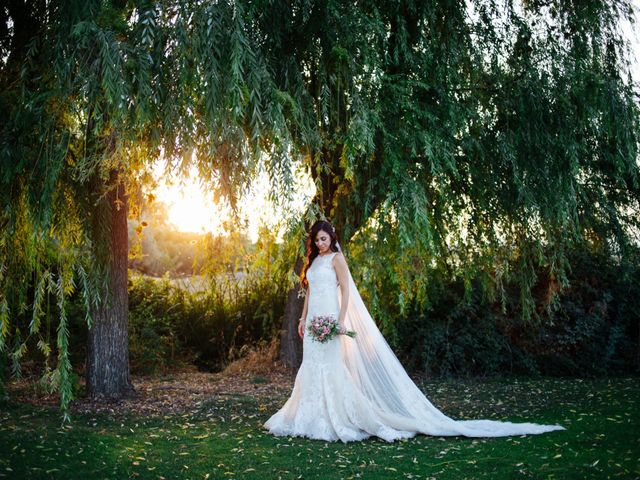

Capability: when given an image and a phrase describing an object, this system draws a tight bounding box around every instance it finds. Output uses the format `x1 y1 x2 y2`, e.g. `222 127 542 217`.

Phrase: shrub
393 245 640 378
128 262 286 374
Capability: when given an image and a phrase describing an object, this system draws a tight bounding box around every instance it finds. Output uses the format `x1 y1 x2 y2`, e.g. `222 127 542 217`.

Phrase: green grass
1 377 638 479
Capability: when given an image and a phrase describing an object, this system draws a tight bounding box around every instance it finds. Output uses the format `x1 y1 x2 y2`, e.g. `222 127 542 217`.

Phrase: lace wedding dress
264 251 565 442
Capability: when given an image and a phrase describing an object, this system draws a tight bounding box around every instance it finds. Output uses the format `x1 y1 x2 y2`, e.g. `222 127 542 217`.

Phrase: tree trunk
279 256 305 368
86 170 134 399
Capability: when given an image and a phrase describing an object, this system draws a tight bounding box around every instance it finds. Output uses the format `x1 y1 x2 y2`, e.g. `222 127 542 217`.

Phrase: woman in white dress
264 220 565 443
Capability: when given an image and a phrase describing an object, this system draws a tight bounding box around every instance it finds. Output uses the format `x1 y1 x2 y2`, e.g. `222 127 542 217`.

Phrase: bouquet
307 314 357 343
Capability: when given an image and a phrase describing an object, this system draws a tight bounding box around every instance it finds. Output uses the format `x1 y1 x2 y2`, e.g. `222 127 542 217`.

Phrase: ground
1 367 639 479
5 366 295 417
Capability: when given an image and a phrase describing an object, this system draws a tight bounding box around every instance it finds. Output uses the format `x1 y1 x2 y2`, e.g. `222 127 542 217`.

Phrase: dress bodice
306 251 340 319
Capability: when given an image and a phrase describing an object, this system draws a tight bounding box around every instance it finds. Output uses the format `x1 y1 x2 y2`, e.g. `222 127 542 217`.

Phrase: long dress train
264 251 565 442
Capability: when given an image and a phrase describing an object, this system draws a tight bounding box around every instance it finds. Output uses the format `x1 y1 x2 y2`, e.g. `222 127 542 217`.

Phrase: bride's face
315 229 332 254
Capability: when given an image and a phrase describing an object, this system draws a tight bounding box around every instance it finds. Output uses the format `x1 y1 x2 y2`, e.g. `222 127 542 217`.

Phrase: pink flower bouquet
307 314 357 343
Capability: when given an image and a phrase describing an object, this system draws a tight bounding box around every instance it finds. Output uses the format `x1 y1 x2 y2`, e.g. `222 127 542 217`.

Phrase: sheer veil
334 241 565 437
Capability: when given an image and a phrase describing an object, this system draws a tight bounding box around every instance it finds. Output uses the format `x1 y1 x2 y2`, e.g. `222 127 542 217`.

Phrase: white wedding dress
264 251 565 442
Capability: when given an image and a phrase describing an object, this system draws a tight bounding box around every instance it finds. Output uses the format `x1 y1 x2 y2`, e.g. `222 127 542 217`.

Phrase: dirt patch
5 364 296 417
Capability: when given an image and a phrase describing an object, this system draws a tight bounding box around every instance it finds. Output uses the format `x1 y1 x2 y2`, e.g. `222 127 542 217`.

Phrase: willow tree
242 0 640 366
1 0 638 409
0 0 294 412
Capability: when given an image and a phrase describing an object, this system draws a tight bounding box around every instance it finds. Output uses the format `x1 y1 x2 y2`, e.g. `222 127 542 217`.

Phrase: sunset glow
153 169 230 235
152 161 315 242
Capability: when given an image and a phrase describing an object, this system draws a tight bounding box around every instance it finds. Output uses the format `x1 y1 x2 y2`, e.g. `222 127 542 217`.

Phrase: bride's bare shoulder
332 251 349 267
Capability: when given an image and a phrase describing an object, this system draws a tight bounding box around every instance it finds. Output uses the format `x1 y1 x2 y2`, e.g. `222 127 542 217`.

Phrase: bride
264 220 565 443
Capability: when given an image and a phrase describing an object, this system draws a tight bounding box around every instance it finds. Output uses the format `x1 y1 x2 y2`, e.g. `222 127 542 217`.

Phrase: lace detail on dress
306 253 339 315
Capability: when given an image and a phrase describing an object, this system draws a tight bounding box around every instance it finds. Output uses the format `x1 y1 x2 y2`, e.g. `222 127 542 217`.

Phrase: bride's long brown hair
300 220 340 289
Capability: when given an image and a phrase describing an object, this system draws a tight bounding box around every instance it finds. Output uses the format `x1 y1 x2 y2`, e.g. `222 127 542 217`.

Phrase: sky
621 7 640 83
151 160 315 242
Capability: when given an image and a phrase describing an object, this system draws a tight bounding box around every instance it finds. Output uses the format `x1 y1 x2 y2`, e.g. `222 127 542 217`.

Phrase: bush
393 246 640 378
128 265 286 374
128 276 190 374
396 281 538 377
528 247 639 376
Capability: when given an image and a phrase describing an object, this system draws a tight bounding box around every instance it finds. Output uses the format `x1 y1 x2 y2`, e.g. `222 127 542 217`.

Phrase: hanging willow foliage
257 0 639 331
361 0 640 324
0 0 299 415
0 0 638 411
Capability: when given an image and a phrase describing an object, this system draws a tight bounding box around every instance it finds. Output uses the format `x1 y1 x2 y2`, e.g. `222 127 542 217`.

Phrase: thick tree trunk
86 170 134 399
279 257 305 368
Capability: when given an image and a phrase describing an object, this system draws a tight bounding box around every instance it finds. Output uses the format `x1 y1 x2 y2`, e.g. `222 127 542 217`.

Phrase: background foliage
128 226 288 374
392 244 640 377
122 238 640 378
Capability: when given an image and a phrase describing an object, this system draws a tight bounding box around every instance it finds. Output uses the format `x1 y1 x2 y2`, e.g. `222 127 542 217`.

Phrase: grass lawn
1 376 638 479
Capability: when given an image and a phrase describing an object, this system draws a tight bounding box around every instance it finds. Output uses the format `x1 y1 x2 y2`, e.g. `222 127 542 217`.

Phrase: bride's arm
297 285 310 338
333 253 350 329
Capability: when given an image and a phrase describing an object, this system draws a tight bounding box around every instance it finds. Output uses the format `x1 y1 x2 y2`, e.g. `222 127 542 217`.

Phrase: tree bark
278 257 305 368
86 169 134 399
